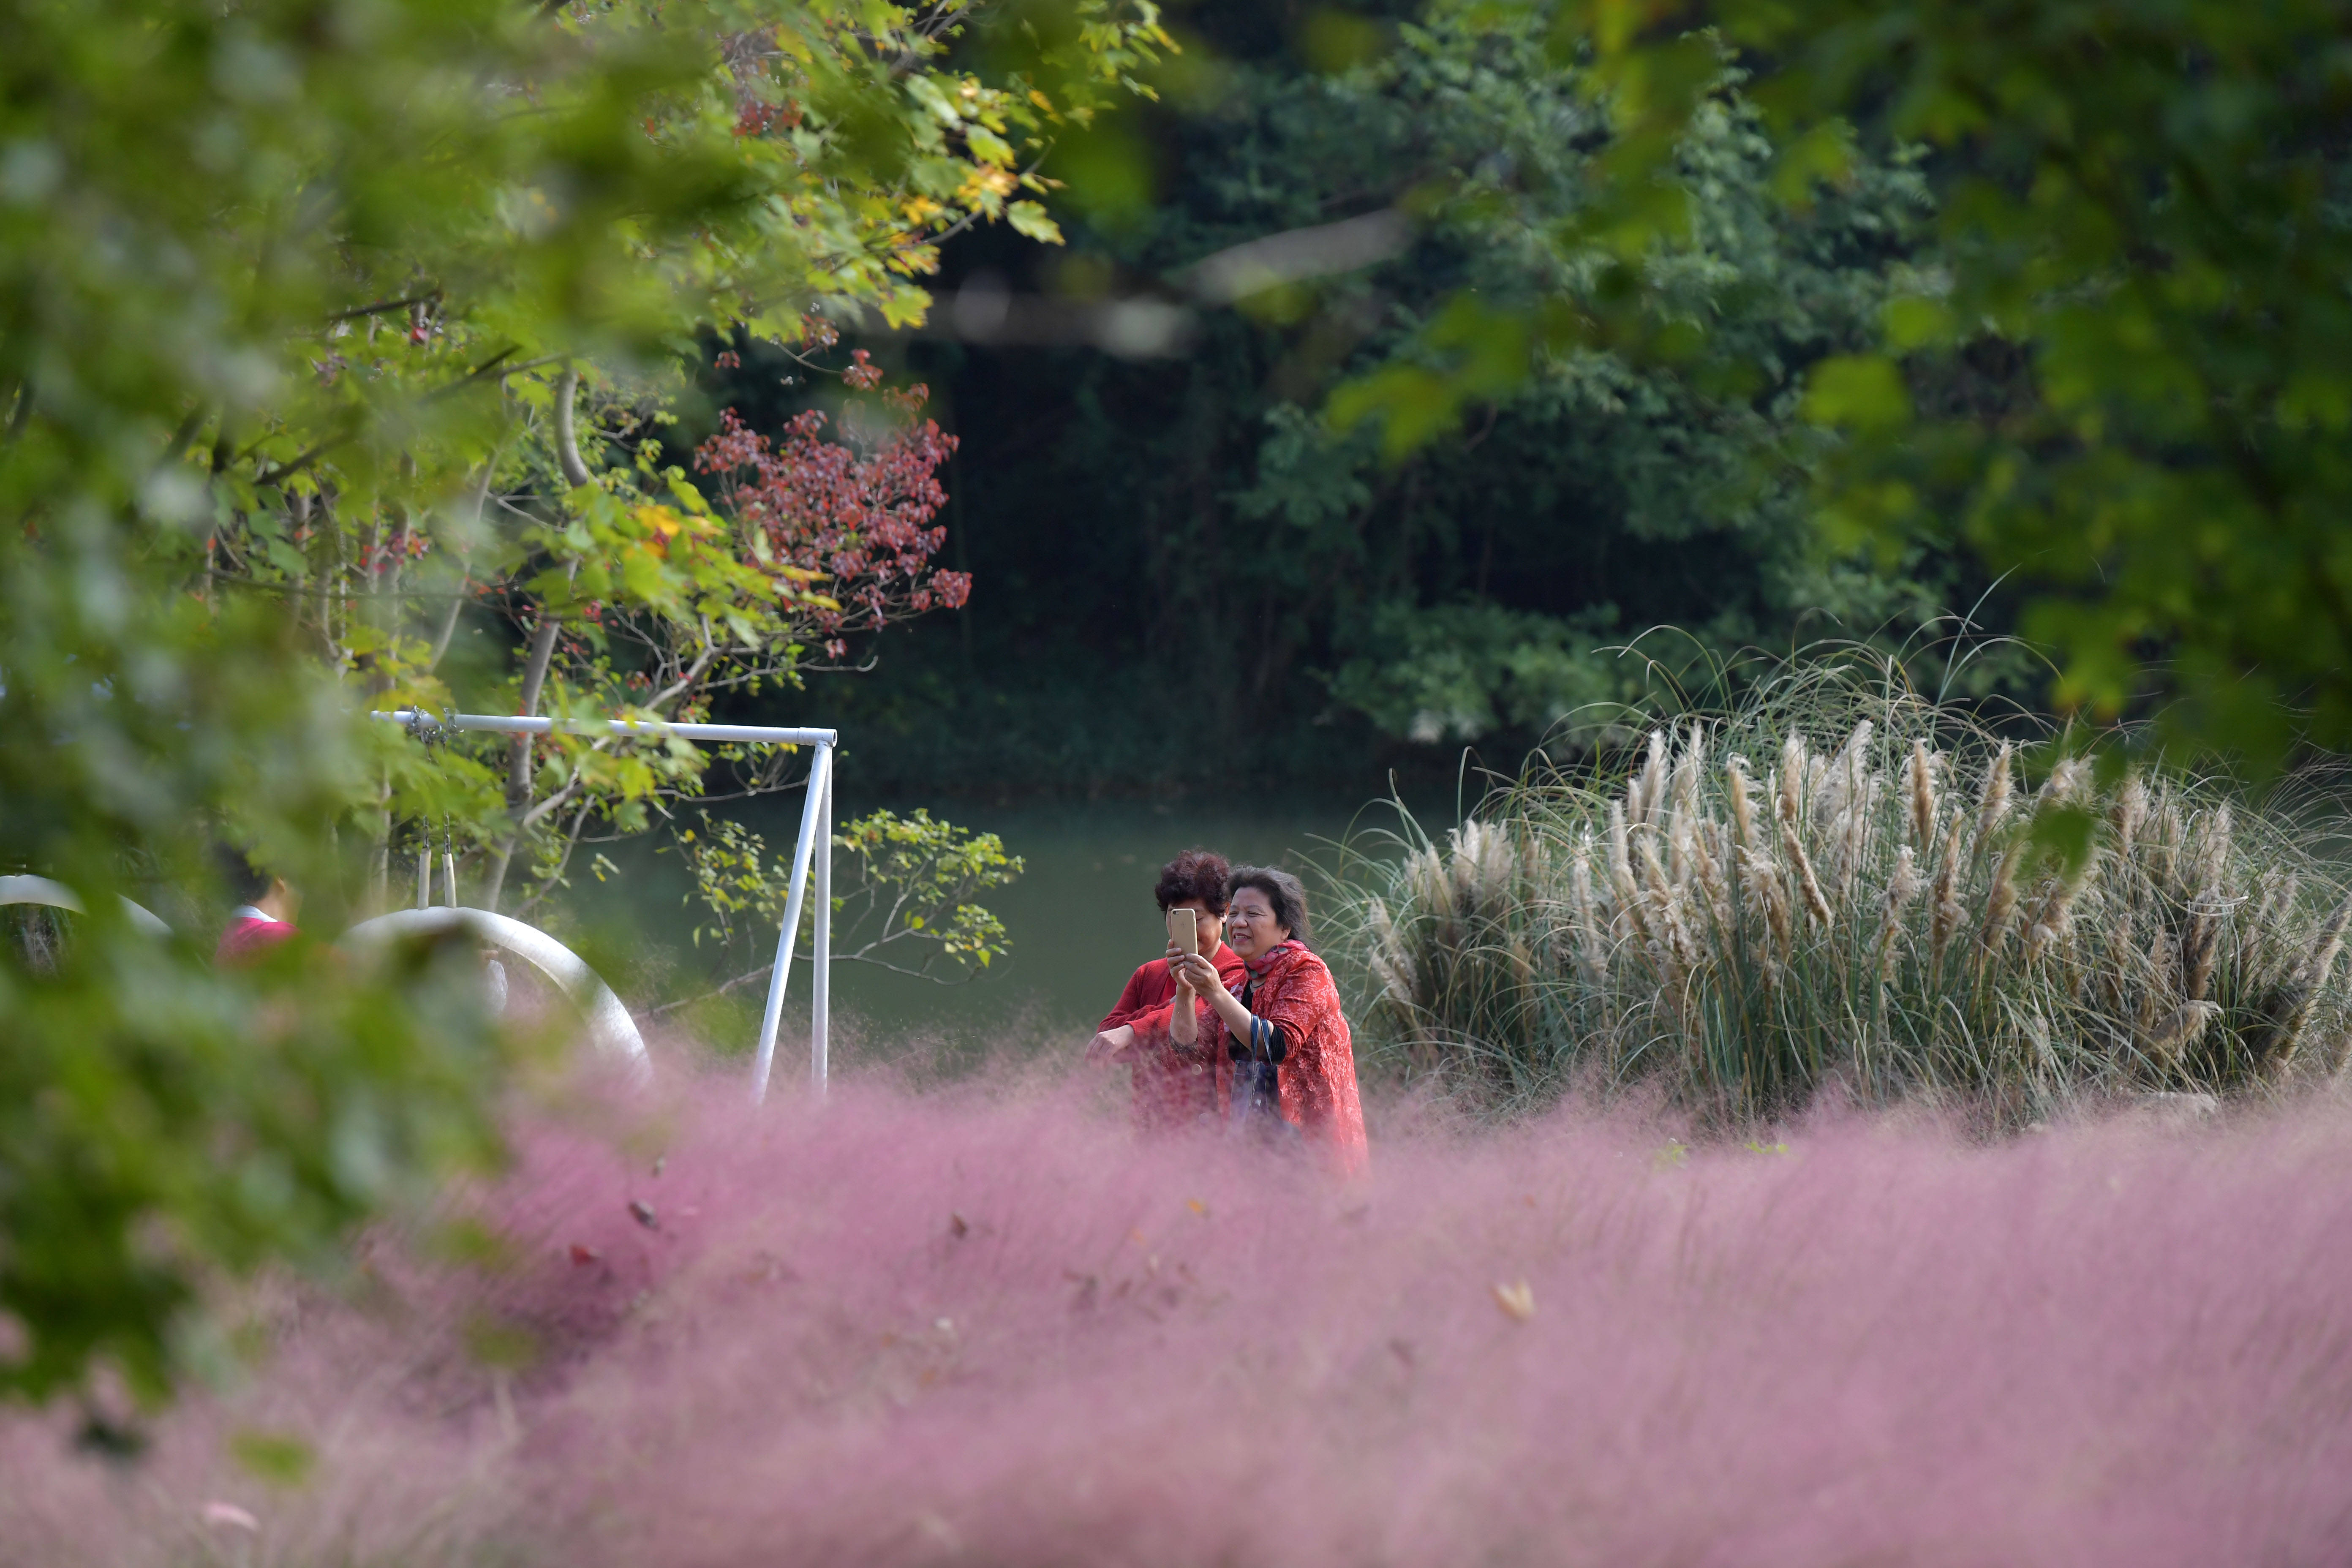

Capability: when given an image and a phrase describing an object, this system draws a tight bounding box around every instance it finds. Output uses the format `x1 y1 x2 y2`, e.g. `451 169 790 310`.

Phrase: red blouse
1100 943 1247 1132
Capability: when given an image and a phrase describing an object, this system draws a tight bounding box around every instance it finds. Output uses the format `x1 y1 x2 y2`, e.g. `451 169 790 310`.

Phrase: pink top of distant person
215 864 301 967
215 905 298 966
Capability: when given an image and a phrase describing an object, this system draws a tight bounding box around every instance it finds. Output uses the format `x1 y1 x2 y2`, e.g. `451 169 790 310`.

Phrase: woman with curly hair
1086 849 1247 1132
1169 866 1368 1176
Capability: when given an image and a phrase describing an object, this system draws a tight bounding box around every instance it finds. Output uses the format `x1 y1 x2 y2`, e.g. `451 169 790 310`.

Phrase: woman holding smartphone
1087 849 1247 1132
1168 866 1368 1176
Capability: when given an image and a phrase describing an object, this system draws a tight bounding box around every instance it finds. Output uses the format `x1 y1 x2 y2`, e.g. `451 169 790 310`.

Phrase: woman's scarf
1243 938 1304 977
1233 939 1304 1058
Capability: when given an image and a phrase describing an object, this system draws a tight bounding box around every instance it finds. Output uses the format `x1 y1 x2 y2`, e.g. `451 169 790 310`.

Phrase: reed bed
1340 666 2352 1123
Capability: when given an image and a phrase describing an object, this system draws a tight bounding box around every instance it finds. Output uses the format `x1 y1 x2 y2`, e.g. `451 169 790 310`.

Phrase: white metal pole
378 709 836 748
811 743 831 1095
749 742 832 1105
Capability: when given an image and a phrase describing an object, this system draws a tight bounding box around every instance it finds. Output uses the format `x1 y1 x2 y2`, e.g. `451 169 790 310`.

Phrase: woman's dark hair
1226 865 1311 947
1154 849 1231 914
214 843 275 903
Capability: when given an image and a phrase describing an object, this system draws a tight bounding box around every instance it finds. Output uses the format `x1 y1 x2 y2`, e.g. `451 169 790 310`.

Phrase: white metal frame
1 865 664 1086
0 875 173 936
338 905 652 1078
379 710 834 1101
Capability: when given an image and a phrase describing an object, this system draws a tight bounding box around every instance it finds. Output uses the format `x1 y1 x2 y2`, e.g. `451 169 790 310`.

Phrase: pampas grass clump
1342 663 2352 1122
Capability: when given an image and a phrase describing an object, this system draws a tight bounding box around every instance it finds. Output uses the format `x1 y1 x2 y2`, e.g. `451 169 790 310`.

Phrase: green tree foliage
801 0 1996 792
1288 11 1949 744
375 356 977 917
678 806 1024 992
1345 0 2352 764
0 0 1162 1407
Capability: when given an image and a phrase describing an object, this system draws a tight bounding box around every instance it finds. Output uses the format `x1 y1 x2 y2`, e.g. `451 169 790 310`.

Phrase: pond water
829 796 1410 1043
574 790 1437 1065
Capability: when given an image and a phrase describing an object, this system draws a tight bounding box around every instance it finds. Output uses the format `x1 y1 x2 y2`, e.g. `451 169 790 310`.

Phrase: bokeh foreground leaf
0 0 1162 1408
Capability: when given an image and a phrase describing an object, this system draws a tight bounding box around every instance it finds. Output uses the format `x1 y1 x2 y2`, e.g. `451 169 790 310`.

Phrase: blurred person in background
1087 849 1247 1132
1169 866 1368 1177
215 849 300 967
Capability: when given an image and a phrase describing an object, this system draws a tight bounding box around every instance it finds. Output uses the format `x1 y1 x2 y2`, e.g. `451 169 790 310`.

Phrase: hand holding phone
1167 907 1199 999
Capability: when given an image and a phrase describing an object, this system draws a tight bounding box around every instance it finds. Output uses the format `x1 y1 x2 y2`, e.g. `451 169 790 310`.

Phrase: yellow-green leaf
1803 355 1913 434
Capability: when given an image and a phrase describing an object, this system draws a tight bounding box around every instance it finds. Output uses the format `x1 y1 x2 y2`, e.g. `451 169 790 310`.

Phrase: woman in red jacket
1086 849 1248 1132
1169 866 1369 1176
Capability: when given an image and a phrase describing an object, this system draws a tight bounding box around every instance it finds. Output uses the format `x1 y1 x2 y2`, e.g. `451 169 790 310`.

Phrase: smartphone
1168 906 1199 957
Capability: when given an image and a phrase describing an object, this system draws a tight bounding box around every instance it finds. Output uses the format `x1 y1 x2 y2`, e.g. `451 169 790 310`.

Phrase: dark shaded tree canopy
733 1 2015 795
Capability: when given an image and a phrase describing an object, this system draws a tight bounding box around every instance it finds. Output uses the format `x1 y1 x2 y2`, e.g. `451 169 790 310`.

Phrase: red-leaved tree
695 354 970 660
469 356 983 920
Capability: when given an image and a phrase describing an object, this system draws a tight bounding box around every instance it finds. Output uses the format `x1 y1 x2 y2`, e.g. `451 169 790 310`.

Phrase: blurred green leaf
229 1429 317 1489
1804 355 1914 435
461 1315 542 1373
0 0 1163 1410
1884 296 1953 352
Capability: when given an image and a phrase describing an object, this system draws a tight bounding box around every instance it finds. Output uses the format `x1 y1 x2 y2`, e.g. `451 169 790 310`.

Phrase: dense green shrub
1337 663 2352 1125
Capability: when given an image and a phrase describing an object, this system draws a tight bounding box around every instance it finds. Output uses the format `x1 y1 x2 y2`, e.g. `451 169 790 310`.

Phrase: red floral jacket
1233 942 1369 1176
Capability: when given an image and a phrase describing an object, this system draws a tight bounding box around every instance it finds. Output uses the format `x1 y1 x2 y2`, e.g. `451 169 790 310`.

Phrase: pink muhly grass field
8 1064 2352 1567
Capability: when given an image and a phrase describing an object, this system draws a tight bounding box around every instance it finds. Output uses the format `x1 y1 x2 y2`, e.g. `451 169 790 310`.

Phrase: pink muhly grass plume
200 1501 259 1531
5 1062 2352 1566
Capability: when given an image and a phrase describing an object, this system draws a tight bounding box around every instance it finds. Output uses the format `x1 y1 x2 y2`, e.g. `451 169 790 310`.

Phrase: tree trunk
483 364 589 911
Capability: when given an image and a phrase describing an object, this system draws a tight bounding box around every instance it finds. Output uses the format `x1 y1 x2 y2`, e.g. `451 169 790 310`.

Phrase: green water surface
574 792 1426 1067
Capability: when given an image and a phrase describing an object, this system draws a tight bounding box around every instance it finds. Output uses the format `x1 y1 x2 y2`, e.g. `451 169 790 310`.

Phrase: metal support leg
365 708 841 1102
811 744 831 1095
750 743 833 1105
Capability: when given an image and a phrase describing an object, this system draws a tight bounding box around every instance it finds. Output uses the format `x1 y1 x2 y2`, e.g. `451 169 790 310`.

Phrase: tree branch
327 294 436 323
640 942 976 1019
